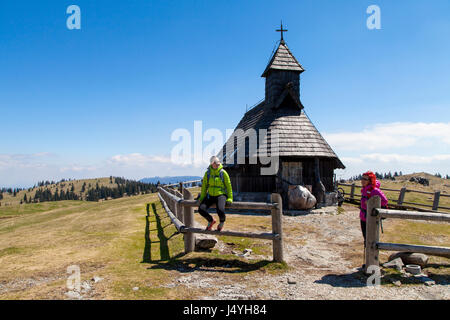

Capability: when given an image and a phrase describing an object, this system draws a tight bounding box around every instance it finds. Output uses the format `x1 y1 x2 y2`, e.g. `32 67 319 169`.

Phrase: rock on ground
388 252 429 267
383 258 404 271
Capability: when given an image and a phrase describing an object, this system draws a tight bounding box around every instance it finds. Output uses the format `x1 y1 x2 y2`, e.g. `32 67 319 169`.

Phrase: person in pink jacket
360 171 388 245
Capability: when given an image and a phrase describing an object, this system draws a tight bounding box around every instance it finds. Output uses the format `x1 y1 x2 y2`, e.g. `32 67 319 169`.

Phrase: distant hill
395 172 449 186
0 177 158 206
139 176 202 185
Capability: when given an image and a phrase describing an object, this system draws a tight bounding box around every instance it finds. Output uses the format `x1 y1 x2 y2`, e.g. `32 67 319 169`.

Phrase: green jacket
199 164 233 203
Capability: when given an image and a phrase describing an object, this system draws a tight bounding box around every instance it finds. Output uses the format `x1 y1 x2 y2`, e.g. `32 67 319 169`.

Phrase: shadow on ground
316 267 450 288
142 201 281 273
147 257 273 274
142 202 180 263
315 271 367 288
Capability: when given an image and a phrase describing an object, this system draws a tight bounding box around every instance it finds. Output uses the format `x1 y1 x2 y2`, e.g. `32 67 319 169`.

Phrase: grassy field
0 189 285 299
338 173 450 212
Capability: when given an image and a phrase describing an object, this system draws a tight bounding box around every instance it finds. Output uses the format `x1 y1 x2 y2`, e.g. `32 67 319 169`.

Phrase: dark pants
198 195 227 223
360 220 366 247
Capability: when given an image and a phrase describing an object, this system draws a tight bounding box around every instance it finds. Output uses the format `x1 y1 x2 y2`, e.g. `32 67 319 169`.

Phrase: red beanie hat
363 171 377 188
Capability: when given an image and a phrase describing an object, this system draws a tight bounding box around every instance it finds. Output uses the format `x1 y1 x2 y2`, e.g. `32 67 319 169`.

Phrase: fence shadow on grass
147 257 273 274
141 203 152 263
142 202 180 263
143 199 275 272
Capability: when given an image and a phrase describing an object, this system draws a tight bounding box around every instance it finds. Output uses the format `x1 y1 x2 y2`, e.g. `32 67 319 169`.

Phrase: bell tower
262 22 305 107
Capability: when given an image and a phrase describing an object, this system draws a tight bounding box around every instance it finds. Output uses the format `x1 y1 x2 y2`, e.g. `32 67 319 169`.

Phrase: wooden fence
338 182 450 213
364 196 450 273
163 180 202 189
157 185 284 262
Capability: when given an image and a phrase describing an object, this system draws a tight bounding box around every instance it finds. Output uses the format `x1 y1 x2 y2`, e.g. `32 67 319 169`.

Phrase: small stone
414 275 436 286
132 287 139 291
401 272 412 278
390 279 402 287
243 249 252 256
383 258 404 271
92 276 103 283
81 281 91 292
65 290 82 300
424 280 436 286
287 278 297 285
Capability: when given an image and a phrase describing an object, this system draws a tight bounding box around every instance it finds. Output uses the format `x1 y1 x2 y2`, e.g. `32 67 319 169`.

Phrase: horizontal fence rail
156 185 284 262
376 242 450 257
338 182 449 213
181 228 280 240
365 196 450 274
375 208 450 222
163 180 202 188
158 193 184 232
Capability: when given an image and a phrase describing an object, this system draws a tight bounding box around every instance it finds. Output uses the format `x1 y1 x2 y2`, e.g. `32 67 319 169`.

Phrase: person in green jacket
197 156 233 231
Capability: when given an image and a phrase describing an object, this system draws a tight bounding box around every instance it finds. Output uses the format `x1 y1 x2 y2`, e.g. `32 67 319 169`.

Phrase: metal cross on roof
276 21 288 41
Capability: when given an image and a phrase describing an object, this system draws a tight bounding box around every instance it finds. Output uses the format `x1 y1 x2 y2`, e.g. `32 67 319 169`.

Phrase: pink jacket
360 180 388 221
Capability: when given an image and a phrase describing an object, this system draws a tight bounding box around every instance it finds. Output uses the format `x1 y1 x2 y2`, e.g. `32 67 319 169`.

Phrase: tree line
31 188 80 203
84 179 157 202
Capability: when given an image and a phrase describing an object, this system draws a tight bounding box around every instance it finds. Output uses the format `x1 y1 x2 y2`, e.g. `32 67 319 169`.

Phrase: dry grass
0 190 285 299
339 174 450 212
0 192 184 299
379 218 450 274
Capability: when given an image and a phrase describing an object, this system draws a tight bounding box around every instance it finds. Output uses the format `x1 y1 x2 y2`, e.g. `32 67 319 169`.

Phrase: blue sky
1 0 450 187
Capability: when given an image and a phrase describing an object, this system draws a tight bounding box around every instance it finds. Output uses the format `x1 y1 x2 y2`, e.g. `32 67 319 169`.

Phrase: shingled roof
261 40 305 77
218 98 345 169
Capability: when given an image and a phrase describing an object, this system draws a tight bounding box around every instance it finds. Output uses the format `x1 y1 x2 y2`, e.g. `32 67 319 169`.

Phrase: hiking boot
206 219 216 231
217 222 224 232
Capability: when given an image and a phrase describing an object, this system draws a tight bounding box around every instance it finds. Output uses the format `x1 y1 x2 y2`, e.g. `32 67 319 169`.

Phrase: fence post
179 182 183 195
183 188 195 253
350 183 356 201
271 193 284 263
177 191 184 223
397 187 406 206
432 191 441 211
168 190 177 218
365 195 381 274
169 189 176 213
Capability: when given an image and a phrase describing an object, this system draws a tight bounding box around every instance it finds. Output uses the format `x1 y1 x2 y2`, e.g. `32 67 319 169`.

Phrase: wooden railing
157 185 284 262
364 196 450 274
338 182 450 213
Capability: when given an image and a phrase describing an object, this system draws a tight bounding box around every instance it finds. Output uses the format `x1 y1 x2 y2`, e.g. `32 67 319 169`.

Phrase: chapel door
281 162 303 185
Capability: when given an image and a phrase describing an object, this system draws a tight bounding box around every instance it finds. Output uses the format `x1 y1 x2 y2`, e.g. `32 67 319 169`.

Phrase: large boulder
388 252 429 267
288 185 317 210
